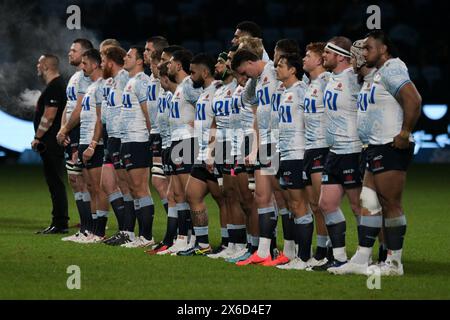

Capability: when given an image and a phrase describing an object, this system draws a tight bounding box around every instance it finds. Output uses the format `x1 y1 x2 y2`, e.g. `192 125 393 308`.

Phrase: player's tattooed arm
35 106 57 139
393 82 422 149
206 119 217 172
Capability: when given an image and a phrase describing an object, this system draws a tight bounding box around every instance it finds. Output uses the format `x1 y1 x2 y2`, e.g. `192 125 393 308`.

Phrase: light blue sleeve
135 78 150 104
184 80 202 104
77 75 91 95
95 84 104 107
381 60 411 97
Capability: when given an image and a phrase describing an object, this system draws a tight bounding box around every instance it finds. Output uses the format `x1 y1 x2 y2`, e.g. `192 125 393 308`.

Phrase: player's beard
192 78 204 89
103 66 112 79
168 73 177 83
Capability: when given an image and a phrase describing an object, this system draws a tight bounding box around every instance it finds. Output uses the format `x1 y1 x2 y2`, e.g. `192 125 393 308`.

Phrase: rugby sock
280 208 295 241
294 214 314 262
229 224 247 246
378 242 388 262
138 196 155 241
163 206 178 246
176 202 190 236
324 209 347 262
95 210 109 237
193 226 209 248
270 227 278 258
257 207 277 258
384 215 407 262
358 214 382 249
162 198 169 215
82 192 93 232
91 212 98 235
221 227 229 247
133 199 143 237
250 236 259 253
283 239 296 260
315 235 328 260
74 192 86 233
123 194 136 233
108 191 125 231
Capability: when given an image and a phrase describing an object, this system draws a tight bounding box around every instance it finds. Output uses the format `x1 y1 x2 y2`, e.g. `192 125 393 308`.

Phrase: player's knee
360 186 382 215
318 197 337 214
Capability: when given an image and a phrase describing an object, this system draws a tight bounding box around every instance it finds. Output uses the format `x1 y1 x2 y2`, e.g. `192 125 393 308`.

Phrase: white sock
257 237 271 258
283 240 296 259
125 231 135 240
333 247 347 262
351 246 372 265
387 249 403 263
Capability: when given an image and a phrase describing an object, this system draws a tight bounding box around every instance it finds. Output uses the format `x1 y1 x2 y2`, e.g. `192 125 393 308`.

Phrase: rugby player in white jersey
231 49 280 266
99 46 139 246
273 54 313 270
76 49 108 242
58 39 94 242
179 53 227 256
301 42 332 268
119 46 155 248
232 21 270 62
163 49 203 254
144 36 170 216
315 37 363 272
360 31 421 276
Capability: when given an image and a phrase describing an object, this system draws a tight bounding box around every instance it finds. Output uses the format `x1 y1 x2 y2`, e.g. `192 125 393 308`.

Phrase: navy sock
324 209 346 249
257 207 277 239
123 195 136 233
294 215 314 262
280 209 295 241
163 206 178 246
109 192 125 231
177 203 190 236
384 216 407 251
95 212 108 237
138 197 155 240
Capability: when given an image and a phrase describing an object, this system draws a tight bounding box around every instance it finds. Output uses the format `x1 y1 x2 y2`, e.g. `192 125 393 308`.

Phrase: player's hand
31 139 40 151
63 136 71 147
82 147 94 164
56 128 68 146
392 130 410 149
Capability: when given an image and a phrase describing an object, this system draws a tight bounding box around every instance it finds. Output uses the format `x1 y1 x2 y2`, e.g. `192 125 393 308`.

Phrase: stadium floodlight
0 109 35 152
423 104 448 121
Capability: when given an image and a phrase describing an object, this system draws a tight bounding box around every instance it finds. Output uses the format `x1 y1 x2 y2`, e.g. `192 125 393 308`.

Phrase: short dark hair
191 53 215 76
158 61 169 77
73 38 94 51
130 46 145 61
365 30 398 58
172 49 193 74
104 47 126 66
82 48 101 66
150 50 162 62
231 49 259 71
328 36 352 54
162 45 185 55
236 21 262 38
279 54 303 79
275 39 300 56
42 54 59 70
147 36 169 51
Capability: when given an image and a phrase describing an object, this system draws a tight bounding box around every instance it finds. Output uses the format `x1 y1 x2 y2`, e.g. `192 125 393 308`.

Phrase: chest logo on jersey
374 73 382 82
226 90 232 97
262 76 269 85
312 89 318 97
334 82 344 91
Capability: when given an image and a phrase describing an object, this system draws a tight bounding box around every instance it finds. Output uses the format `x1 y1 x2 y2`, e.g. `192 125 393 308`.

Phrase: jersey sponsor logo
335 82 344 91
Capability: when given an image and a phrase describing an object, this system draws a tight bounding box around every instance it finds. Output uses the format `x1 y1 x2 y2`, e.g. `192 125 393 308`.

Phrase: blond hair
237 36 264 59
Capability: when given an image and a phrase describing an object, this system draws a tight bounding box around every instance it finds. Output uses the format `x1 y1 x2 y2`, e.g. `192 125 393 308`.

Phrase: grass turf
0 164 449 299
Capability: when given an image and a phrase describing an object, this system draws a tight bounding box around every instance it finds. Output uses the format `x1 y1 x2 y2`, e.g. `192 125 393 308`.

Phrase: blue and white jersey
65 70 92 122
156 89 171 149
304 71 330 150
323 67 362 154
212 79 238 143
147 74 161 134
101 77 114 125
195 82 218 161
239 79 258 134
169 76 203 142
106 69 129 139
357 69 376 145
366 58 413 145
80 78 104 145
278 81 307 160
120 71 151 143
256 61 278 145
271 80 285 146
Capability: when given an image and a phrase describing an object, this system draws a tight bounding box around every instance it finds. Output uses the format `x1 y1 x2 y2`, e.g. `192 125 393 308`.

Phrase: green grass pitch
0 164 449 299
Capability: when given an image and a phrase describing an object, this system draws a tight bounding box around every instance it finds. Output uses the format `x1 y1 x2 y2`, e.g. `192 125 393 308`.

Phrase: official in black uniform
32 54 69 234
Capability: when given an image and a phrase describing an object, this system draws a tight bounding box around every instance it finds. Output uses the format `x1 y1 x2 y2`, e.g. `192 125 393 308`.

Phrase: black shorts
303 148 329 186
120 141 152 171
150 133 162 158
322 152 362 189
235 135 256 175
255 143 278 175
190 163 218 183
102 124 108 150
78 144 105 169
367 142 415 174
215 141 234 175
104 137 122 169
168 138 196 175
280 160 305 190
161 148 172 176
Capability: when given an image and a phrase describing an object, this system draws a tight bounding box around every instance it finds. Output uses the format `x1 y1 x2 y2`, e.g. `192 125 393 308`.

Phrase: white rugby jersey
80 78 104 145
156 89 171 149
323 67 362 154
147 73 161 134
366 58 413 145
271 80 285 148
106 69 129 139
101 77 113 125
278 81 307 160
255 61 278 145
65 70 92 122
195 82 219 161
212 79 238 143
120 71 151 143
304 71 330 150
357 69 376 145
169 76 203 142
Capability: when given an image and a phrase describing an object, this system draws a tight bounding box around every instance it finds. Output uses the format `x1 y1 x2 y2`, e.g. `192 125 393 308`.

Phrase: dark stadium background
0 0 448 163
